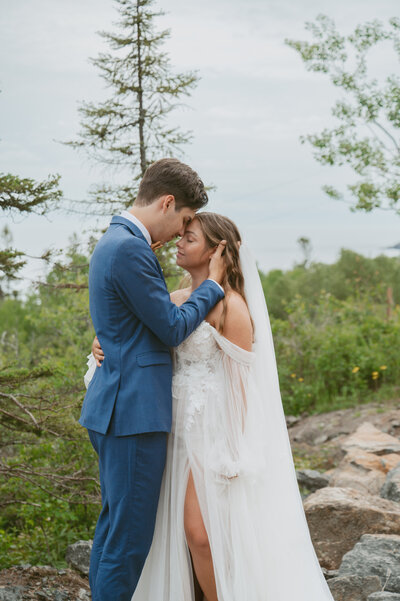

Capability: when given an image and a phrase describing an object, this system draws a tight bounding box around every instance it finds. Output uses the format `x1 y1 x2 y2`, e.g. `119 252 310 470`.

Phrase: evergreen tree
67 0 199 214
0 172 62 291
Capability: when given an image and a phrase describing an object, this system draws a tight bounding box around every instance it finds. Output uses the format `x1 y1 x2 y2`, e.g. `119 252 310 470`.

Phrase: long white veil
236 244 334 599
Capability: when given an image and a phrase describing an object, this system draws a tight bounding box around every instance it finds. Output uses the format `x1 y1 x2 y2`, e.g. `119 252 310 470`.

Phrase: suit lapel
110 215 166 280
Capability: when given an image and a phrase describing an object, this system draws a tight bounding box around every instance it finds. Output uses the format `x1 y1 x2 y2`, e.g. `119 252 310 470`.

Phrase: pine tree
67 0 199 214
0 173 62 291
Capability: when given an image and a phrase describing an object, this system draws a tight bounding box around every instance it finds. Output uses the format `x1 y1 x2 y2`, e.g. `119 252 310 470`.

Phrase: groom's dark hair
135 158 208 210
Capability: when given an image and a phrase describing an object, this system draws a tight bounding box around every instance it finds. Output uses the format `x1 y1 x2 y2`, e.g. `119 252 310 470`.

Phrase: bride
87 212 334 601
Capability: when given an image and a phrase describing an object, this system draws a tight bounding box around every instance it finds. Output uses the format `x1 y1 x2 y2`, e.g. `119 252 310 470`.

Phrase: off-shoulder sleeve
204 323 257 482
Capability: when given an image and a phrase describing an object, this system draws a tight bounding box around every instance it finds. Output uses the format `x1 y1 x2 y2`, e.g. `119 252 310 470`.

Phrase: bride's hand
92 336 104 367
151 241 163 252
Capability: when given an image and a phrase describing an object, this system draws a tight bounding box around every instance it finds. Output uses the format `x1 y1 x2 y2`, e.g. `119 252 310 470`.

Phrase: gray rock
286 415 300 428
339 533 400 593
321 567 339 580
0 586 25 601
65 539 93 576
381 466 400 503
53 592 70 601
328 574 381 601
368 594 400 600
342 423 400 455
296 468 330 492
303 487 400 570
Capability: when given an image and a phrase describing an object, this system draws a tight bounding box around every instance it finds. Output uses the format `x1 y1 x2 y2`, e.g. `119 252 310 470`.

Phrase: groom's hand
208 240 227 285
92 336 104 367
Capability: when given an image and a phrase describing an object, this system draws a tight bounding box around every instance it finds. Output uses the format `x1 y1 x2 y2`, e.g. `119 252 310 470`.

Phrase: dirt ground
0 565 90 600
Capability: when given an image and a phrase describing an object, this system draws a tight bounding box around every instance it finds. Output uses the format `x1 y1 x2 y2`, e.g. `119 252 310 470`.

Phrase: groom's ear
160 194 175 213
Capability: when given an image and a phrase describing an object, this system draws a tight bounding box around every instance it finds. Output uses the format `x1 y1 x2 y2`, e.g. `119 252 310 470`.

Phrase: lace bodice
174 321 221 374
172 321 224 432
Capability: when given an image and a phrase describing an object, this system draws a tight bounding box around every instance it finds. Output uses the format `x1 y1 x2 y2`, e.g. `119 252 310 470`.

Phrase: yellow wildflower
380 365 387 370
290 373 296 378
298 377 304 382
352 366 360 373
372 371 379 380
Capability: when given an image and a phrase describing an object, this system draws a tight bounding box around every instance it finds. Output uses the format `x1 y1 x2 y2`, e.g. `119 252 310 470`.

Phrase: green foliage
286 15 400 214
272 293 399 415
0 239 100 567
0 174 62 290
0 173 62 215
260 249 400 319
260 250 400 414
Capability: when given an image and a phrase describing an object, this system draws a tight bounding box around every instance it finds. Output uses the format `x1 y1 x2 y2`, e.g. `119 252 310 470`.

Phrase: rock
381 454 400 473
65 540 93 576
339 533 400 593
303 487 400 569
321 567 339 580
342 423 400 455
381 466 400 503
368 594 400 600
0 587 25 601
53 592 70 601
328 449 387 495
327 574 381 601
296 468 330 492
286 415 300 428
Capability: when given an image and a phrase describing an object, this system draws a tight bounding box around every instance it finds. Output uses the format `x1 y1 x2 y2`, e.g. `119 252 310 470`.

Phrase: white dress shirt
120 210 152 246
119 209 224 294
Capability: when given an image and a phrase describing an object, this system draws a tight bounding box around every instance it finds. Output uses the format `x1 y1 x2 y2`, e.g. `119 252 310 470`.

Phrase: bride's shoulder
223 291 253 351
170 287 191 307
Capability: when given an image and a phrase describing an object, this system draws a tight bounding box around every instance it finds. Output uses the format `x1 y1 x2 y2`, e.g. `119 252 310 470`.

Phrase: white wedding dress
132 247 335 601
86 246 335 601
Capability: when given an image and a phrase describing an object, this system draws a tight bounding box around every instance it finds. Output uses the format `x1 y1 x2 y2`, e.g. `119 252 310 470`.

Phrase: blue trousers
87 419 167 601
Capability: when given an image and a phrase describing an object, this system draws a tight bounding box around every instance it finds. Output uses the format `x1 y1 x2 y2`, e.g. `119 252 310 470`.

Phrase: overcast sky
1 0 399 287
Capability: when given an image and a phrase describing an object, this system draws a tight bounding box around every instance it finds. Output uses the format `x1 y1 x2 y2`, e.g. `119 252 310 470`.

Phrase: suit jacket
79 215 224 436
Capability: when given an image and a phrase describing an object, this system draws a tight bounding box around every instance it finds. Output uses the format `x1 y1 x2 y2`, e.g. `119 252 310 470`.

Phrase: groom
79 158 226 601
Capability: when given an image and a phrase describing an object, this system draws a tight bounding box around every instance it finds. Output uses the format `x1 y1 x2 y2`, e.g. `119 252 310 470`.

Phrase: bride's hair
195 212 252 335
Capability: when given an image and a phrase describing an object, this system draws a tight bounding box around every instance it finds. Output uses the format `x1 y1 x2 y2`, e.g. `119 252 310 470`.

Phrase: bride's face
175 218 213 270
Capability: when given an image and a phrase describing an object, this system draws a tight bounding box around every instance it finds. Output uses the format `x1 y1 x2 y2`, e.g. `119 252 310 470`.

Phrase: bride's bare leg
184 471 218 601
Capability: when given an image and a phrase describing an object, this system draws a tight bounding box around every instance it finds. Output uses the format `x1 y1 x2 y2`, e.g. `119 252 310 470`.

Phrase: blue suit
80 216 224 601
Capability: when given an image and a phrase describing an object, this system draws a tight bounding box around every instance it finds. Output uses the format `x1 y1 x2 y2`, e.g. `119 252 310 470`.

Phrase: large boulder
327 575 381 601
339 534 400 593
303 487 400 569
341 423 400 456
328 449 387 496
65 540 93 576
381 466 400 503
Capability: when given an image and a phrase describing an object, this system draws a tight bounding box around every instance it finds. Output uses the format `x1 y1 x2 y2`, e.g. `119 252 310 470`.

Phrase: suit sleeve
112 238 225 347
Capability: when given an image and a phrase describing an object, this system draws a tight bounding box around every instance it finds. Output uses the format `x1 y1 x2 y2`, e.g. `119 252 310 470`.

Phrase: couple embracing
80 159 334 601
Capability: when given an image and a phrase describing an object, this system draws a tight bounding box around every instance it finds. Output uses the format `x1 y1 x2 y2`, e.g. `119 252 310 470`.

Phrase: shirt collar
120 210 152 246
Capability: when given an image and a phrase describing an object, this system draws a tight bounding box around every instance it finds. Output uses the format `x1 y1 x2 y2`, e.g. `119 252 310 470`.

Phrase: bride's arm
209 293 254 481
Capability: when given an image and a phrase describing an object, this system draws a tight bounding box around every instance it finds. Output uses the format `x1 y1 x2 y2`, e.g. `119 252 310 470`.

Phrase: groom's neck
128 205 154 240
